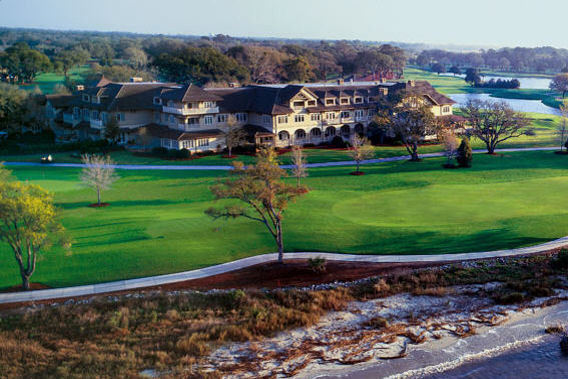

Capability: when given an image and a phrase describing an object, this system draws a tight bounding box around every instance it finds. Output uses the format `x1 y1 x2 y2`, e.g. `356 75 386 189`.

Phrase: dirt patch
349 171 366 176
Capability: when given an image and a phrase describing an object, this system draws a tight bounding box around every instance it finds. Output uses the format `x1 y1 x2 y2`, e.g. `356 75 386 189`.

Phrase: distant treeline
474 78 521 89
415 47 568 73
0 28 407 88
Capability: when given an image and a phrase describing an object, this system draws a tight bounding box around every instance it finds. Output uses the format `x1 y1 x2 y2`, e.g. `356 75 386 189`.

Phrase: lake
449 93 561 115
427 336 568 378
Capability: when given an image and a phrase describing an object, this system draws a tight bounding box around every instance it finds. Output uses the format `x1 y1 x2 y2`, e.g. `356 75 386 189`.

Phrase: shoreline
204 284 568 378
308 301 568 378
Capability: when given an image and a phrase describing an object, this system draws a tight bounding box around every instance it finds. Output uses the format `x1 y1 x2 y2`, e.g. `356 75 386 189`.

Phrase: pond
449 93 561 115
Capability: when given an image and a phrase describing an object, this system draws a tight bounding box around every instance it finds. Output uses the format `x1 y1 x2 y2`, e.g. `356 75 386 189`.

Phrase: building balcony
355 116 370 122
63 113 75 124
163 106 219 116
90 119 104 128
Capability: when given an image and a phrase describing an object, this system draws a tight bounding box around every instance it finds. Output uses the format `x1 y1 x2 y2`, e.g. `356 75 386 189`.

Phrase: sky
0 0 565 49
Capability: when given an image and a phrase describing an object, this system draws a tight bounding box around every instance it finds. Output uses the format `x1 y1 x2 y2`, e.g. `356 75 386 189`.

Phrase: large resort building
45 78 456 153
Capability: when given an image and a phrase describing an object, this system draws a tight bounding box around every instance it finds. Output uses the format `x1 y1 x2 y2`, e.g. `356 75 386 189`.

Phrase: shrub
151 147 169 156
553 249 568 270
496 292 525 304
456 137 472 167
364 316 389 329
303 143 315 148
308 257 327 273
330 136 347 148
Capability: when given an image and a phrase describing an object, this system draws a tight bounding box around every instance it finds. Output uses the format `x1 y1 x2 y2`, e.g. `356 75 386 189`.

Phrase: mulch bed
349 171 365 176
0 283 50 293
88 203 110 208
153 260 444 291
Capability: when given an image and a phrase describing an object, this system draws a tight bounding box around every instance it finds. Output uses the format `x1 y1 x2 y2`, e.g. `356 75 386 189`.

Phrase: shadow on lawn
59 199 181 210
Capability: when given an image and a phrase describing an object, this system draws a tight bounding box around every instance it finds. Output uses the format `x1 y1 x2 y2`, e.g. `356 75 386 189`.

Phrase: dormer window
293 101 304 108
92 96 100 104
368 97 377 102
354 97 363 104
153 97 162 105
203 101 215 108
82 94 90 102
325 99 335 106
340 98 349 105
307 100 316 107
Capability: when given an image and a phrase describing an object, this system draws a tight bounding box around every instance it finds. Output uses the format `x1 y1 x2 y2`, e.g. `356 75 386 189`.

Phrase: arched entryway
294 129 306 142
325 126 336 138
310 128 322 140
354 123 365 136
340 125 351 137
278 131 290 141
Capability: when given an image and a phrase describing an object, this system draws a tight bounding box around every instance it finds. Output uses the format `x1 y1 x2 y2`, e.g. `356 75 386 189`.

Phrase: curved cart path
1 235 567 305
3 147 558 171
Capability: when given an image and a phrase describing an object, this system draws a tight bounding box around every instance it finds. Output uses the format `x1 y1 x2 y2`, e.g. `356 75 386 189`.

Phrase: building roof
161 84 223 103
45 94 75 108
393 81 456 105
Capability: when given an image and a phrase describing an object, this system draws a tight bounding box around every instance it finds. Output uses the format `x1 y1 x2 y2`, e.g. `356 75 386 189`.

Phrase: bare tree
223 115 246 158
440 128 459 166
389 98 438 161
348 134 375 174
80 155 119 206
290 146 308 186
550 73 568 99
558 100 568 152
206 148 307 263
462 99 530 154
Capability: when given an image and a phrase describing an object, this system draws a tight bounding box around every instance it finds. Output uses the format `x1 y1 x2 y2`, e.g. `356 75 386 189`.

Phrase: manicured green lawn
19 65 91 94
1 150 568 289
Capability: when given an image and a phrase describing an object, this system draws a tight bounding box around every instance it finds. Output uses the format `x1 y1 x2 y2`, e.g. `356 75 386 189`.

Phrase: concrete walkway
1 235 567 305
3 146 558 171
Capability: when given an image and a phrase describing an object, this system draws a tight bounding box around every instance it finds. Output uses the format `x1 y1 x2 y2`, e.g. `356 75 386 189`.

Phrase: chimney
76 84 85 91
380 78 387 83
407 80 415 87
130 77 143 83
379 87 388 96
337 78 344 85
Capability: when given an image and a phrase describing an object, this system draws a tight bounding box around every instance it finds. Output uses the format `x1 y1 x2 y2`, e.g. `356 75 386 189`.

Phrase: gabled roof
161 84 223 103
394 81 456 105
45 94 74 108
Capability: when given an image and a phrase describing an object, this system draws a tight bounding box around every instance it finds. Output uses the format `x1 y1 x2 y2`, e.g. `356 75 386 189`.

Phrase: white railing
162 106 219 115
90 119 104 128
355 116 369 122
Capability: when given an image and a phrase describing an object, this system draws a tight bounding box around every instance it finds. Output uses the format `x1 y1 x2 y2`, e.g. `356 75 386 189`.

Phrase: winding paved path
1 235 567 305
3 147 558 171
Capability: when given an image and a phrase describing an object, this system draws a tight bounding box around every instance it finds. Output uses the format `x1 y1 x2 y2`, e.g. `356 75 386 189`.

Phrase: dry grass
0 254 566 376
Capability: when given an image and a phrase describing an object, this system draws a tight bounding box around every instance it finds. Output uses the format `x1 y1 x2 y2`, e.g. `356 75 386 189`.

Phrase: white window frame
277 116 288 124
203 101 215 108
203 116 214 125
217 114 228 123
310 113 321 121
294 114 305 123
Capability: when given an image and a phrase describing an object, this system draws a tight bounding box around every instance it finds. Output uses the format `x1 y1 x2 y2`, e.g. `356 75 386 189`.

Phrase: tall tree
389 98 438 161
104 117 120 143
0 177 69 290
205 148 307 263
0 42 51 83
222 115 246 158
283 56 315 83
124 46 148 73
348 134 375 174
550 74 568 99
464 68 481 86
0 82 29 136
462 99 530 154
290 146 308 186
54 46 90 78
456 137 473 167
80 155 119 206
558 100 568 151
431 62 446 75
